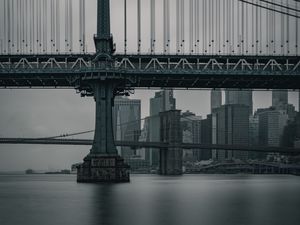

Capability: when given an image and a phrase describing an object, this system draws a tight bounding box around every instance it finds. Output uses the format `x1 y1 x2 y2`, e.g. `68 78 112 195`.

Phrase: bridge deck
0 54 299 89
0 138 299 154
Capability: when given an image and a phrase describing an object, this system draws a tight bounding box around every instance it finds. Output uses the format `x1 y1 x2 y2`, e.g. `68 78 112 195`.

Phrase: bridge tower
77 0 130 182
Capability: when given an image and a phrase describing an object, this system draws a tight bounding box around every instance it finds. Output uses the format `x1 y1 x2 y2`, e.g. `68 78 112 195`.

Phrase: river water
0 174 299 225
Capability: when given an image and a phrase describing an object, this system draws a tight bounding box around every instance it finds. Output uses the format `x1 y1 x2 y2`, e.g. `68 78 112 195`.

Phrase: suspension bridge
0 0 299 182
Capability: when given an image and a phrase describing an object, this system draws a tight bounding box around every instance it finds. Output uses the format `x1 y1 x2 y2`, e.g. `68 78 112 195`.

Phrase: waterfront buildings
258 107 289 147
113 96 141 159
212 104 250 161
225 89 253 116
181 111 202 161
272 90 288 110
211 89 222 113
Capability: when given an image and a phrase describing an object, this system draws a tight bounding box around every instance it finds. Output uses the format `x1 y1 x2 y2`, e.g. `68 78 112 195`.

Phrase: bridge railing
0 54 299 75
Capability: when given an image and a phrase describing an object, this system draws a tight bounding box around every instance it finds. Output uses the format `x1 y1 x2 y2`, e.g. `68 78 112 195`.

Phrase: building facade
113 96 141 159
181 111 202 162
258 108 288 147
212 104 250 161
225 89 253 116
272 90 288 110
211 89 222 113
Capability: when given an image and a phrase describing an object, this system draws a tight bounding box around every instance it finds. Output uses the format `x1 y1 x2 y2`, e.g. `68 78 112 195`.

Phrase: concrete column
77 81 130 183
91 82 117 155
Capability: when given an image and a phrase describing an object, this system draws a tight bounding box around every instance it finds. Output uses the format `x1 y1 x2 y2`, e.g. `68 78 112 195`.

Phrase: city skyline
0 88 299 171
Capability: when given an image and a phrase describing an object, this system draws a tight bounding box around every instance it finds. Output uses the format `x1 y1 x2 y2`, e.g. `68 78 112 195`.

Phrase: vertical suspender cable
223 0 226 53
281 0 284 54
16 0 19 53
51 0 54 52
259 0 262 54
208 0 211 52
25 0 28 52
30 0 33 52
83 0 86 52
256 0 258 54
36 0 39 53
65 0 68 52
241 1 244 54
245 1 248 54
237 0 240 54
217 0 220 53
163 0 166 53
286 1 290 54
203 0 207 53
272 0 275 54
43 0 47 52
232 0 235 54
227 0 230 53
176 0 180 52
210 0 216 53
39 0 42 53
252 0 254 54
296 0 299 55
150 0 155 53
266 0 271 54
189 0 193 53
181 0 184 53
137 0 141 53
0 0 7 54
8 0 10 53
21 0 23 53
195 0 199 53
167 0 170 53
3 0 7 53
56 0 60 52
69 0 73 52
79 0 83 52
124 0 127 54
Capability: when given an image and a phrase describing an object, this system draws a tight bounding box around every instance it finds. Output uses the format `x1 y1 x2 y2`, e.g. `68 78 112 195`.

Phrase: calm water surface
0 174 300 225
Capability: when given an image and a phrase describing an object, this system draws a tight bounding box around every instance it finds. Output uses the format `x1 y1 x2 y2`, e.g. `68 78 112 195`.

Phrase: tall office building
212 104 249 161
225 89 253 115
211 89 222 113
113 96 141 159
258 108 288 147
272 90 288 110
148 90 176 166
181 111 202 161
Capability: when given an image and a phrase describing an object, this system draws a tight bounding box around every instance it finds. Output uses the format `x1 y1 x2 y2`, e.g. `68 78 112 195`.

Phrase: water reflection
1 175 300 225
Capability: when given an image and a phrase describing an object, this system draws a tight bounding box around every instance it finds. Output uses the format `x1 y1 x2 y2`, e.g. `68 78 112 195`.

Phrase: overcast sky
0 0 299 171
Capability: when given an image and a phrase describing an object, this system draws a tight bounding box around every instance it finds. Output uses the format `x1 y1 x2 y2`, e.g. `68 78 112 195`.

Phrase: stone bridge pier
159 110 183 175
77 81 130 182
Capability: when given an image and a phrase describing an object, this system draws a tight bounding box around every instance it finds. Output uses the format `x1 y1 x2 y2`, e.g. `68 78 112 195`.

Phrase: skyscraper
181 111 202 161
211 89 222 113
212 104 249 161
113 96 141 159
272 90 288 110
258 108 288 147
148 90 176 166
225 89 253 116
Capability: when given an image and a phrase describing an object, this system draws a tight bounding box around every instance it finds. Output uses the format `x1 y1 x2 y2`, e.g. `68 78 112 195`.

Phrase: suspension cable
238 0 300 18
137 0 141 53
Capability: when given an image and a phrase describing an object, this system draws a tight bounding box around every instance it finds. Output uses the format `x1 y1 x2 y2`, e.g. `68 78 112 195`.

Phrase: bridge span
0 138 299 154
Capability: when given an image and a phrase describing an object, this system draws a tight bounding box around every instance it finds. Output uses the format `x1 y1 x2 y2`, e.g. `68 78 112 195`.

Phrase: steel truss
0 54 300 89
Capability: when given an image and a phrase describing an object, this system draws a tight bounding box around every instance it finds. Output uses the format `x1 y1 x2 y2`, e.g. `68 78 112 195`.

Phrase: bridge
0 0 299 182
1 137 300 154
